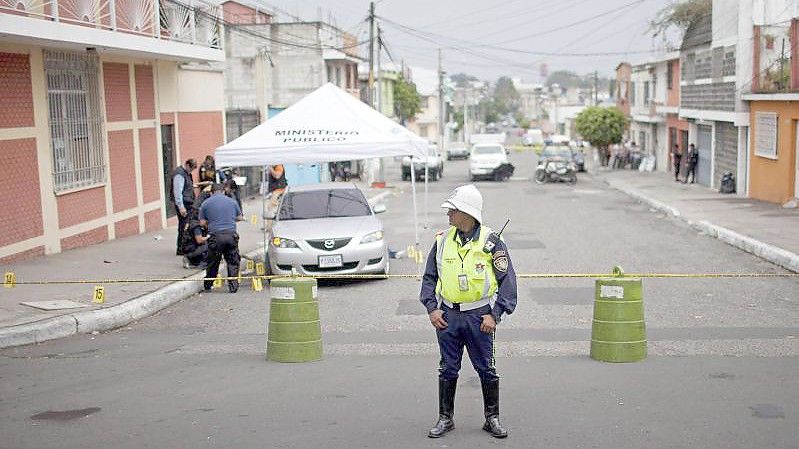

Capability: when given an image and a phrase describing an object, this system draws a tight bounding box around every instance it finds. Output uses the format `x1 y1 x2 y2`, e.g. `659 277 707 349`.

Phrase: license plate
318 254 343 268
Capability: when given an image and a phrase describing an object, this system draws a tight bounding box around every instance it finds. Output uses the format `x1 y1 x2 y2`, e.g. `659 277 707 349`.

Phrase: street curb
0 246 264 349
605 179 681 217
604 178 799 274
0 190 393 349
688 220 799 273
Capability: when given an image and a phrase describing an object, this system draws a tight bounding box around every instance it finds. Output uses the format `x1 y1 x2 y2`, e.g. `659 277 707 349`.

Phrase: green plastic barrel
266 277 322 362
590 271 646 362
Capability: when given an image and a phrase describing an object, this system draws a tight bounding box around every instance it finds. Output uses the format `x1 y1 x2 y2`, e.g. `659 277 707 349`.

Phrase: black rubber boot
481 379 508 438
228 280 239 293
428 378 457 438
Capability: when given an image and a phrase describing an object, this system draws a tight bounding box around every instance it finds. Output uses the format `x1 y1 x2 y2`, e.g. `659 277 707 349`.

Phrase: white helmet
440 184 483 223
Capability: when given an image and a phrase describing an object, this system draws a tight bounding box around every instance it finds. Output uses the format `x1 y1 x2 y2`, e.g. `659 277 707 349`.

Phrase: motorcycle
534 158 577 185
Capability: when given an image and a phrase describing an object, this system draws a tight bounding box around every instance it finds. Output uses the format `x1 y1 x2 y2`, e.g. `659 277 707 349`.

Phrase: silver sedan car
267 183 388 276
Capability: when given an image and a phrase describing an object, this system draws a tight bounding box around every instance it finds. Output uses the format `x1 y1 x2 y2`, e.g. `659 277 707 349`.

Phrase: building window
44 50 106 192
630 81 636 105
643 81 650 105
336 67 342 87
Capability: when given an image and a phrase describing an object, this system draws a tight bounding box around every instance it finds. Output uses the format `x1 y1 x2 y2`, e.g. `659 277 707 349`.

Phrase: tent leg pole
262 166 267 262
424 163 429 230
411 159 420 277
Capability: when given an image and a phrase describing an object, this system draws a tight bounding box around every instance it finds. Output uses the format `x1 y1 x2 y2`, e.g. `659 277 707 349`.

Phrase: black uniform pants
437 303 498 383
673 156 682 180
175 203 192 254
685 161 697 183
204 231 240 289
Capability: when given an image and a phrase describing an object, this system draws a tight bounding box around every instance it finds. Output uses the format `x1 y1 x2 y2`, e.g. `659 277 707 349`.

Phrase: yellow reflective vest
435 226 498 304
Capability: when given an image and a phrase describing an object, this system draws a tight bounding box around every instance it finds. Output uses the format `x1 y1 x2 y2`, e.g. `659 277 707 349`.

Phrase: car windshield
541 147 572 159
278 189 371 220
473 145 503 155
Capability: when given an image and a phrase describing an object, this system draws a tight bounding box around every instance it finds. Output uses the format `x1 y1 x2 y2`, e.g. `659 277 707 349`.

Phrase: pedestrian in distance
672 143 683 182
199 183 244 293
684 143 699 184
172 158 198 255
420 184 517 439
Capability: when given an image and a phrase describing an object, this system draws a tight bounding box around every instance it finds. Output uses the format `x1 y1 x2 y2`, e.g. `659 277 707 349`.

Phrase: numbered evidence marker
251 276 263 292
416 251 425 264
255 262 265 276
4 272 16 288
92 286 105 304
250 214 258 225
246 259 255 271
407 245 416 258
213 275 223 289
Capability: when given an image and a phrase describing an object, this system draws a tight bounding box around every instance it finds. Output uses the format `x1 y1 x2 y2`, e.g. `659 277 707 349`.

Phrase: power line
488 0 649 45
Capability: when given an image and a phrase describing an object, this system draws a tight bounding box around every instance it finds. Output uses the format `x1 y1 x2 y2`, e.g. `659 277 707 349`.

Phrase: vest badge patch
475 262 485 274
493 255 508 273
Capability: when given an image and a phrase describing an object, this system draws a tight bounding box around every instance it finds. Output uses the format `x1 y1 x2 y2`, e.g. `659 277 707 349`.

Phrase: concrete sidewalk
0 184 394 349
591 166 799 273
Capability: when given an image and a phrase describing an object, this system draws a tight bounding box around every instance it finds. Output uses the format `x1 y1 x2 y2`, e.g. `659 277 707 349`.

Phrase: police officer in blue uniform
420 184 517 439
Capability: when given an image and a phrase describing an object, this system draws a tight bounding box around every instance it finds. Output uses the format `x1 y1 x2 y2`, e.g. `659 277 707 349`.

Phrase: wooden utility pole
368 2 375 107
438 48 445 148
594 70 599 106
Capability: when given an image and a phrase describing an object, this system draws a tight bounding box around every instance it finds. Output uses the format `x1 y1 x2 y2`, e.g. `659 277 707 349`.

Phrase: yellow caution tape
3 272 799 286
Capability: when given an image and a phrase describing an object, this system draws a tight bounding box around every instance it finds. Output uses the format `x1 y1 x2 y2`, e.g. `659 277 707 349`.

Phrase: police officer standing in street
199 183 244 293
420 184 517 439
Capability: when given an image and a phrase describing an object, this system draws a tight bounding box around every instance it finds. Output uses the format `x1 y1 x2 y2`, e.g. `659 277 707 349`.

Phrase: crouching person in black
181 208 209 269
199 183 244 293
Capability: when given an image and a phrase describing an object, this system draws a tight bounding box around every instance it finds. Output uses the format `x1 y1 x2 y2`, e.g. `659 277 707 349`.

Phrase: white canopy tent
214 82 432 264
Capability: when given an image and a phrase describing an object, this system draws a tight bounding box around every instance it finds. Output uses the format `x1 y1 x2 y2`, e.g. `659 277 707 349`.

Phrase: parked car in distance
446 146 469 160
402 144 444 181
470 143 509 181
267 183 388 276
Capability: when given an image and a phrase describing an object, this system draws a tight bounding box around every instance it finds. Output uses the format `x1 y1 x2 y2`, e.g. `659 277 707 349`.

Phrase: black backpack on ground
720 172 735 194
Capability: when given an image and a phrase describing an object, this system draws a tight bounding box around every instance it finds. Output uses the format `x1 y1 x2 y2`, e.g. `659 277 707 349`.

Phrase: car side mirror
372 203 387 214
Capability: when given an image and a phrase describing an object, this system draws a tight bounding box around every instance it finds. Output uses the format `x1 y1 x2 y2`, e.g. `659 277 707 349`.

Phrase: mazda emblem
324 239 335 249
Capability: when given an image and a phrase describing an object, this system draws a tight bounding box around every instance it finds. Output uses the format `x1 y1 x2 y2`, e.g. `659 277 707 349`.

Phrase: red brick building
0 0 226 262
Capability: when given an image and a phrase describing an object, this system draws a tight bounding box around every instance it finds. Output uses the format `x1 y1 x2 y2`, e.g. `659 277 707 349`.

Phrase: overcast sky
259 0 676 83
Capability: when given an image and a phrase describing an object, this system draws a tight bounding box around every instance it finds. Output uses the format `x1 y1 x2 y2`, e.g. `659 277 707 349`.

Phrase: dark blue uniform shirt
199 193 242 233
420 224 518 322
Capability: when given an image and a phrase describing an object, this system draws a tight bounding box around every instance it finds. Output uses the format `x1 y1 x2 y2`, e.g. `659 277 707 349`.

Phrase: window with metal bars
44 50 106 192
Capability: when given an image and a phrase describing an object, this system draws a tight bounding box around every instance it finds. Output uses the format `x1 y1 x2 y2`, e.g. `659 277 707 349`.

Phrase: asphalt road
2 153 798 449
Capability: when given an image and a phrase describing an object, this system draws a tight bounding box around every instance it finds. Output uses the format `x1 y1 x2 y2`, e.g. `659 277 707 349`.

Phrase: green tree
574 106 627 151
649 0 711 39
493 76 520 115
393 75 422 125
452 110 464 132
450 72 479 88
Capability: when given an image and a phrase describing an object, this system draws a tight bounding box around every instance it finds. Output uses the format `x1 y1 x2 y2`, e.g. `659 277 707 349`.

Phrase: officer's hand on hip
480 314 497 334
429 309 447 329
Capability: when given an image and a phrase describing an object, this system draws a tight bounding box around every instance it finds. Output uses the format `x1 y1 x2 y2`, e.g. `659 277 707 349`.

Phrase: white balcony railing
0 0 221 48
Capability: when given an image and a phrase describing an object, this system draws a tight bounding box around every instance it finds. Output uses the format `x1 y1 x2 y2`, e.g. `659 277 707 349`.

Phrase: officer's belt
439 297 490 311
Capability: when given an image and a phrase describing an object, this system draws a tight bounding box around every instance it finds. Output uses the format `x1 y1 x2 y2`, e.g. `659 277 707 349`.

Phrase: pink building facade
0 0 226 262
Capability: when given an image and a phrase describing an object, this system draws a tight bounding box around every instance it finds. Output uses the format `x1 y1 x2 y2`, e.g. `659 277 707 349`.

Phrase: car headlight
360 231 384 244
271 237 298 248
